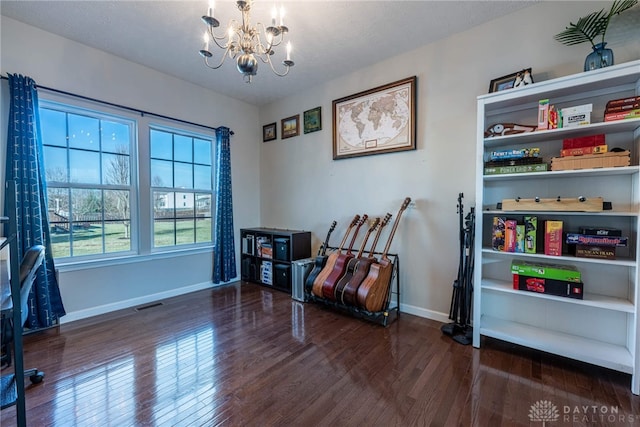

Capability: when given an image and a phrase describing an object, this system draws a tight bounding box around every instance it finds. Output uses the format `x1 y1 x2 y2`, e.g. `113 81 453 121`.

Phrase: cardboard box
560 145 607 157
524 216 537 254
545 220 563 256
538 99 549 130
606 95 640 109
537 99 549 130
562 104 592 127
551 150 630 171
604 109 640 122
489 148 540 161
579 227 622 237
505 219 517 252
511 260 581 283
574 245 616 260
566 233 627 247
516 225 525 253
484 163 548 175
562 134 605 149
513 274 584 299
492 217 505 251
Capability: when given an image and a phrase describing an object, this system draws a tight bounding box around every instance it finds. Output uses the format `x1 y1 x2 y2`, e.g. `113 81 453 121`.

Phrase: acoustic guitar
311 215 360 298
321 214 368 301
339 213 392 306
356 197 411 312
304 221 337 293
333 217 380 302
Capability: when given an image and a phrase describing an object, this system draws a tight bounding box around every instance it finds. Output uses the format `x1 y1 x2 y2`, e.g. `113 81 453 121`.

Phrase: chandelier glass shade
199 0 294 83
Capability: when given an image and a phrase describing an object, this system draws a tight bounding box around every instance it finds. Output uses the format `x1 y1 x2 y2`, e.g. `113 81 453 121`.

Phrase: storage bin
274 238 290 261
274 263 290 290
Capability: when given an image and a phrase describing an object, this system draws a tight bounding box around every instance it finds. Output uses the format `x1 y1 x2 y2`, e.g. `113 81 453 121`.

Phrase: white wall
2 2 638 324
258 2 640 321
0 17 262 321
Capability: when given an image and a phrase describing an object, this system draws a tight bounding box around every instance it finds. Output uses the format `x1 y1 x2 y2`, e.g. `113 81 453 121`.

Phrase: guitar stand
306 249 400 327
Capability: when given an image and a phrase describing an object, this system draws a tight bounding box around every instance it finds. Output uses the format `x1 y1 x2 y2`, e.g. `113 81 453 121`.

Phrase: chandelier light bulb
286 41 291 61
271 6 277 26
208 0 214 18
203 32 209 51
279 5 285 26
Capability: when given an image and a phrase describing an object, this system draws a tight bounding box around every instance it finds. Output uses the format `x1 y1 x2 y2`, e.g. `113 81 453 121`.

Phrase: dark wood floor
1 282 639 426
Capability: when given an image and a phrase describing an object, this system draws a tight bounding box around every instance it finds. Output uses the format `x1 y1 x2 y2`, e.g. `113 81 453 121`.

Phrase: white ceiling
0 0 536 106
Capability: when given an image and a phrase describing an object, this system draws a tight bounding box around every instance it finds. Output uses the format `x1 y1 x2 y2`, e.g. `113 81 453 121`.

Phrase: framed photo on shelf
263 122 277 142
281 114 300 139
489 68 533 93
303 106 322 134
332 76 416 160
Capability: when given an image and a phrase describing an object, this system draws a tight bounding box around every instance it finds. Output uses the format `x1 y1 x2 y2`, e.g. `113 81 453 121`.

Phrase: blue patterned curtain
6 74 66 329
212 126 237 283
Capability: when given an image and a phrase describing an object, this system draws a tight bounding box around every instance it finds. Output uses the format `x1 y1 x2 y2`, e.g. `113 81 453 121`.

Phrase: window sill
55 245 215 273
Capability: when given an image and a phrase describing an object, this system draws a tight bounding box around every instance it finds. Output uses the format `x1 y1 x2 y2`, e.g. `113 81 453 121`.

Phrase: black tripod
441 193 475 345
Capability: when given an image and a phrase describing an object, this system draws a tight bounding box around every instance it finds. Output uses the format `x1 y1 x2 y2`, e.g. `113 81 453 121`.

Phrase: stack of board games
604 95 640 122
566 227 628 260
484 147 548 175
511 260 584 299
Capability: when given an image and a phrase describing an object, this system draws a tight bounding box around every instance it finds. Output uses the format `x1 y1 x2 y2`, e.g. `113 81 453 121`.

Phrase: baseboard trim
399 303 448 324
60 282 449 326
60 280 225 324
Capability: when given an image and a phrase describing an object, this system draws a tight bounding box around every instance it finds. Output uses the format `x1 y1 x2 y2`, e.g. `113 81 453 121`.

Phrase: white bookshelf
473 60 640 395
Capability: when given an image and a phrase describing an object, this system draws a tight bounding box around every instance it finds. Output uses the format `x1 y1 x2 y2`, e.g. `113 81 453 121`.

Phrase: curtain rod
0 74 233 135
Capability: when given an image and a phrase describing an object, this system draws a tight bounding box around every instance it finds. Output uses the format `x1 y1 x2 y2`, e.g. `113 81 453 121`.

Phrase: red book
560 145 607 157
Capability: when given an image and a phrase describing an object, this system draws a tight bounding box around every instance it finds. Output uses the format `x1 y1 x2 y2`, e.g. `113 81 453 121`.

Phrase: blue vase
584 42 614 71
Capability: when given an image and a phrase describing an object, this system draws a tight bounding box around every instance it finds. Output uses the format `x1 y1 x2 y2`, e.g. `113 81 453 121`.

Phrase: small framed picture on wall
303 106 322 134
281 114 300 139
263 122 277 142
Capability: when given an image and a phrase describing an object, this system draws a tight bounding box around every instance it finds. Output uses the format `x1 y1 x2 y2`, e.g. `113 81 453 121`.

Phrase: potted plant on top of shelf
554 0 638 71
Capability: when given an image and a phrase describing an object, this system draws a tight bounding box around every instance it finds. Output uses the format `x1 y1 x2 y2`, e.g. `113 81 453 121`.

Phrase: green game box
510 260 581 283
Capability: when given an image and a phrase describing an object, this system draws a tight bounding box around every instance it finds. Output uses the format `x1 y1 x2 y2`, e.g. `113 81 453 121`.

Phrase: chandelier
199 0 294 83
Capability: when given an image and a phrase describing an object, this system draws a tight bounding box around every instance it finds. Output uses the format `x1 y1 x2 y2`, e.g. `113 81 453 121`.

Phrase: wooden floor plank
2 281 639 426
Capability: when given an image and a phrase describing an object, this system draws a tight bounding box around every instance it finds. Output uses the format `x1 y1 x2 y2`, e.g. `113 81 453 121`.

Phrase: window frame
38 94 217 267
148 123 216 252
40 99 139 262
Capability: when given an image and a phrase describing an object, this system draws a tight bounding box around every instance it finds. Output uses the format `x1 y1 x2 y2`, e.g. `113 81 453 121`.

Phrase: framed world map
332 76 416 160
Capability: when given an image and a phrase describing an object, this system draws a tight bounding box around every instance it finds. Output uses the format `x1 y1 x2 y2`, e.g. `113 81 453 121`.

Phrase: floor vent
134 302 164 312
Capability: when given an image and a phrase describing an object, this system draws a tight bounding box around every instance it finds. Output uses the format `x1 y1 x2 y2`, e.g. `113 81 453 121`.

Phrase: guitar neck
367 213 391 257
337 215 360 252
346 214 368 253
319 221 337 256
380 198 411 259
356 218 380 258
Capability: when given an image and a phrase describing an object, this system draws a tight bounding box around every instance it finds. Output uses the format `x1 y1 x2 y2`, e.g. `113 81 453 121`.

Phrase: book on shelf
560 145 607 157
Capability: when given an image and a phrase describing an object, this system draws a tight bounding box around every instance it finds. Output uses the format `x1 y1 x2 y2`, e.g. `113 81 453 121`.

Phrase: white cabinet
473 60 640 395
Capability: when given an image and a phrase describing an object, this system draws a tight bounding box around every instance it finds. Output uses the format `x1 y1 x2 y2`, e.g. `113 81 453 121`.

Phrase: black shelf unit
240 227 311 294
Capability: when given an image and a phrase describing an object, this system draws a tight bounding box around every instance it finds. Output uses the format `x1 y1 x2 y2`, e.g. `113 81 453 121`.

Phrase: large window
150 128 214 248
41 106 134 259
39 100 216 261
